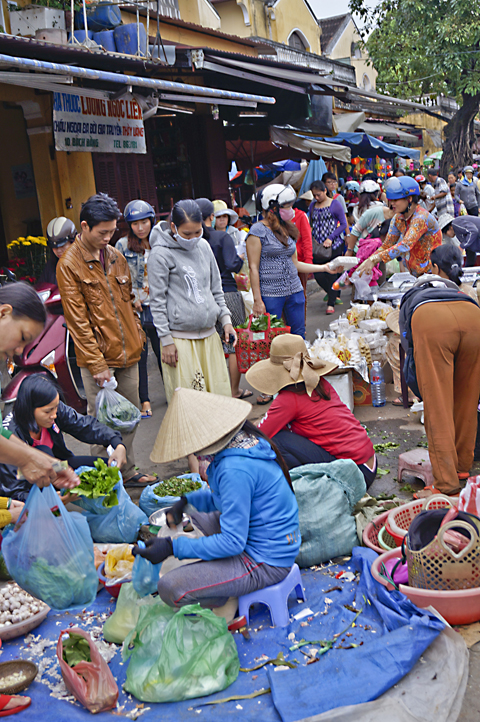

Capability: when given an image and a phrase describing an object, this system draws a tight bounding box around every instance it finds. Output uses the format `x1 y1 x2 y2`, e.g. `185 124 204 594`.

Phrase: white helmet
258 183 296 211
360 180 381 194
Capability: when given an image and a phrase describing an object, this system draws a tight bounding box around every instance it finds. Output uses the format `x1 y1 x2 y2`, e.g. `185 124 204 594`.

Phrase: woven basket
406 516 480 591
386 495 454 545
378 525 398 551
362 510 390 554
0 660 37 694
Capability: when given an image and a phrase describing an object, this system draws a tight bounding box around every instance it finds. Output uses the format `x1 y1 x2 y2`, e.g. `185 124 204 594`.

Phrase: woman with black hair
308 180 348 315
148 199 236 431
0 374 126 501
0 283 79 492
322 171 348 214
116 200 162 419
134 387 300 613
430 244 478 302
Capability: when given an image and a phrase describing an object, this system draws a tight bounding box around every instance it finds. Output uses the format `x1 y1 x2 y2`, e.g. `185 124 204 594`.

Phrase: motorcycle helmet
359 179 380 194
386 176 420 200
123 199 155 224
415 174 426 183
46 217 76 248
464 165 474 174
345 181 360 192
257 183 296 212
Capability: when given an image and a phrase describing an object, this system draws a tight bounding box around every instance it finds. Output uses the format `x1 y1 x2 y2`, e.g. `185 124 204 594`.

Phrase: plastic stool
238 563 306 627
398 448 434 486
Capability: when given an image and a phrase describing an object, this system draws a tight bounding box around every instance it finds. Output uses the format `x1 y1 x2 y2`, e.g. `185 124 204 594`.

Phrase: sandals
413 485 462 500
392 397 414 407
234 389 253 400
326 307 335 315
124 472 157 488
256 393 273 405
141 403 153 418
0 695 31 717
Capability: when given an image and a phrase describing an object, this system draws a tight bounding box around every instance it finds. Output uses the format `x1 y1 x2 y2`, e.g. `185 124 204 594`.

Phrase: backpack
399 282 477 400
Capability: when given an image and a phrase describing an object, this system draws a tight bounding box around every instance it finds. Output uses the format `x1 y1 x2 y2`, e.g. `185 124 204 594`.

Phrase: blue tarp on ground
0 548 443 722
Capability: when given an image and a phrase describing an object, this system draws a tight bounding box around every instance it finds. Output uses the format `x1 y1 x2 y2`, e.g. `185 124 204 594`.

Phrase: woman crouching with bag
133 388 300 611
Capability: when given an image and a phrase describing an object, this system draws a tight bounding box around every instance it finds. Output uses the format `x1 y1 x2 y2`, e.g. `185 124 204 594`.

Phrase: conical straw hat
150 387 252 463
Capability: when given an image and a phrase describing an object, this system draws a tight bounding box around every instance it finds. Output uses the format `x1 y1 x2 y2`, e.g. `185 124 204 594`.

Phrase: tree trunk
441 92 480 177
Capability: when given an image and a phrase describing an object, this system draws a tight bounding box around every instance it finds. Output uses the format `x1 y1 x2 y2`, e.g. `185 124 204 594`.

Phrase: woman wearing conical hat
133 388 300 609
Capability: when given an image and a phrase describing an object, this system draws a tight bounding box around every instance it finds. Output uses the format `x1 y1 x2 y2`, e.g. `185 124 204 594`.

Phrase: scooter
1 281 87 413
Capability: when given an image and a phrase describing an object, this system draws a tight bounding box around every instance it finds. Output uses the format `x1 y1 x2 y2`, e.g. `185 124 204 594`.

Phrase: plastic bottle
370 361 386 407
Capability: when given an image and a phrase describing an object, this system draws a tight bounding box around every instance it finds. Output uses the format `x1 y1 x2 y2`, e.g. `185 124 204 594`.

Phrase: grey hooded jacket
148 221 231 347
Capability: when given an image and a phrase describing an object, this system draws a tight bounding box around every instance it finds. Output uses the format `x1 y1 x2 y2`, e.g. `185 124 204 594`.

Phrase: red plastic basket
362 510 391 554
385 495 455 546
235 314 290 374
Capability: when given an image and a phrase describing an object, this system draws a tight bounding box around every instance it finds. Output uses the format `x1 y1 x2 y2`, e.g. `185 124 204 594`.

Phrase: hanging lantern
351 157 360 165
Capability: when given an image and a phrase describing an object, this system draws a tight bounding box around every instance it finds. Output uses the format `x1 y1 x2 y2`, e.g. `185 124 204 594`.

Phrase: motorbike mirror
1 268 17 283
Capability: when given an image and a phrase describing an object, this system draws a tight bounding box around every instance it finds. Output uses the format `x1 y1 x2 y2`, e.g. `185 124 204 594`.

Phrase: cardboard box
352 369 372 406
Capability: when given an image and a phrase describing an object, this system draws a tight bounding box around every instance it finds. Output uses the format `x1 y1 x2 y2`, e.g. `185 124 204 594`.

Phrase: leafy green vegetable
153 476 202 498
97 392 140 431
63 632 92 667
376 468 390 477
26 553 97 609
238 314 286 331
76 459 120 508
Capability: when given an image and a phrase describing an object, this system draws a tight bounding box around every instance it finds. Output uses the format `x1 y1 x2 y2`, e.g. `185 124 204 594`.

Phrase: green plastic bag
123 603 240 702
103 583 160 644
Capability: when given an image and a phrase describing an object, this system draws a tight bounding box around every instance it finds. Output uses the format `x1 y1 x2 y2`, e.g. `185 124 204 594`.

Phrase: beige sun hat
299 190 313 201
386 309 400 335
150 388 251 463
213 199 239 225
245 334 337 397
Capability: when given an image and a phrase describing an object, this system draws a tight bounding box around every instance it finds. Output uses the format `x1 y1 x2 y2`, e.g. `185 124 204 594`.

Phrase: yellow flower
22 242 31 246
17 237 25 242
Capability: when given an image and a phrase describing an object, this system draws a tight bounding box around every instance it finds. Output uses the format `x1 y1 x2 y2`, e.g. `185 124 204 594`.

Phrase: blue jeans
263 290 306 338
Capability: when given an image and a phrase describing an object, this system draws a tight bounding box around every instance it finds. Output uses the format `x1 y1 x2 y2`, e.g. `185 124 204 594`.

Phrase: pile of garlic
0 671 27 689
0 584 45 627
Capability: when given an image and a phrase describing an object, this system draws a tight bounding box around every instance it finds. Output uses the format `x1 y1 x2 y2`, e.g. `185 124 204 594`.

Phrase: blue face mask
173 226 203 251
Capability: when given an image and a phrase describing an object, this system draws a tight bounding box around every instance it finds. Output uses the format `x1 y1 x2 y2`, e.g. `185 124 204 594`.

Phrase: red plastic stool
398 448 434 487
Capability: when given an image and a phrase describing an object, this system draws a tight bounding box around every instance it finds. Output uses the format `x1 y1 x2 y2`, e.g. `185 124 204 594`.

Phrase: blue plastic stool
238 564 306 627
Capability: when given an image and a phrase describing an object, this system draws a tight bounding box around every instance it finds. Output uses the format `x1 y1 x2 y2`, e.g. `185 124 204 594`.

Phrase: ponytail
430 245 463 286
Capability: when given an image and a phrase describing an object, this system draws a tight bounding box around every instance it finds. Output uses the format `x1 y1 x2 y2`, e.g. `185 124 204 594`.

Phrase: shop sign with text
53 91 146 153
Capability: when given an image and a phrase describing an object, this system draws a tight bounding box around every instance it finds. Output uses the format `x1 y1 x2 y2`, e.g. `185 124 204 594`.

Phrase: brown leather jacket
56 235 145 376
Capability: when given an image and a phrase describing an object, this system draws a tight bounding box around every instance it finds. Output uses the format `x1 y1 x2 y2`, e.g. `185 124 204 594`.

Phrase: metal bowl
148 510 191 528
0 660 38 694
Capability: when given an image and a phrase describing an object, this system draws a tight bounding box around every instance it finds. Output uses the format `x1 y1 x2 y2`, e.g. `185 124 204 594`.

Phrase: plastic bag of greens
139 473 206 516
132 541 161 597
2 485 98 611
57 628 118 713
74 466 147 543
123 603 240 703
103 582 160 644
95 377 141 434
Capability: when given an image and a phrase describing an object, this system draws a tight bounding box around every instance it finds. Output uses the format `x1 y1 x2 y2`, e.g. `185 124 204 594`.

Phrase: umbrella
425 150 443 160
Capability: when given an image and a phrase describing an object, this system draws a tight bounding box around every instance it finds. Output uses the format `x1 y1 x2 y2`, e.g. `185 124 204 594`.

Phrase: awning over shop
324 132 420 160
0 52 276 106
333 111 365 134
356 121 420 146
270 127 351 162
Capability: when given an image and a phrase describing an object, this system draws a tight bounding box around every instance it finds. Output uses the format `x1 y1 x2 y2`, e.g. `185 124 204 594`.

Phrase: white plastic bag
95 377 141 433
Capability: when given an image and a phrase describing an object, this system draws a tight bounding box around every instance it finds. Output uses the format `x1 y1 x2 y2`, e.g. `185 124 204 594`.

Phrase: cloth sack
74 468 148 543
291 460 367 567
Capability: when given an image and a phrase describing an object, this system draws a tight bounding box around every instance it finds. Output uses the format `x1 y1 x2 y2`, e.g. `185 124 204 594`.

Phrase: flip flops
0 695 31 717
256 394 273 405
123 473 157 488
234 390 253 400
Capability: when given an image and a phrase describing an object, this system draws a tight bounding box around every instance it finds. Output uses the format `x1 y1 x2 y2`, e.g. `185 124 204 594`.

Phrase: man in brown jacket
57 193 155 487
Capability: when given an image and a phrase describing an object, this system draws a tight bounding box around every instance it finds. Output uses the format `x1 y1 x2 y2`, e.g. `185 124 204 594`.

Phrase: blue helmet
386 176 420 200
124 200 155 224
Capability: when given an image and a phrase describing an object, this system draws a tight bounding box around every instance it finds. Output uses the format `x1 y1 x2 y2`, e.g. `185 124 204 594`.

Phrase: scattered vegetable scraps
377 468 390 477
153 477 201 498
62 632 92 667
373 442 399 454
76 459 120 508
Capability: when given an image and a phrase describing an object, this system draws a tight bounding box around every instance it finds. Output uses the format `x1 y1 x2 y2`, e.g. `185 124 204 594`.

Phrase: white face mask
173 227 203 251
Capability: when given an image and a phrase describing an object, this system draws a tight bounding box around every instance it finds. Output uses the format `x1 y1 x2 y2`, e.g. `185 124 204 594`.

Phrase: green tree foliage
349 0 480 174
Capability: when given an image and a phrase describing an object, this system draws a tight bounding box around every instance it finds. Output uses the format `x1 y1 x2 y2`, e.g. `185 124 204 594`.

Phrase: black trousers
139 324 162 404
272 430 376 488
314 242 345 306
